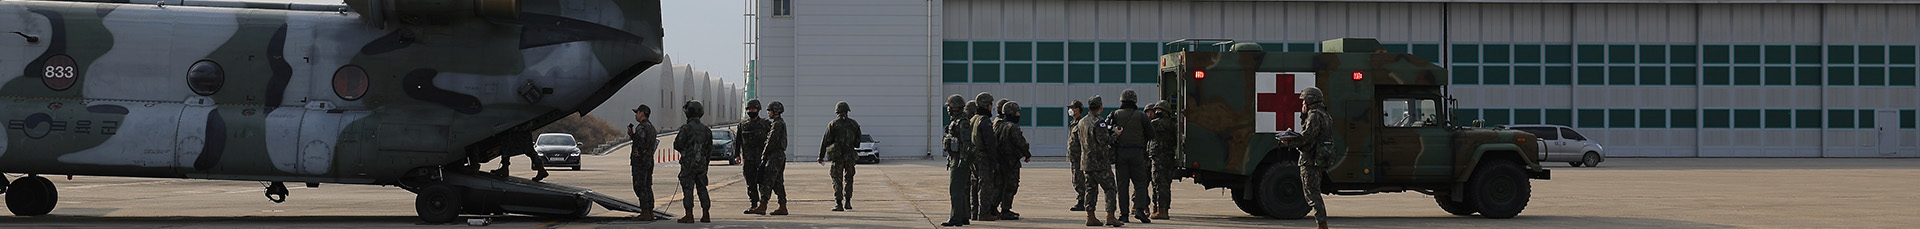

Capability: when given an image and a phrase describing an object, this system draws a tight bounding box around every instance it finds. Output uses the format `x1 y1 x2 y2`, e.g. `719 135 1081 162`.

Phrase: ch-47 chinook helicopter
0 0 666 223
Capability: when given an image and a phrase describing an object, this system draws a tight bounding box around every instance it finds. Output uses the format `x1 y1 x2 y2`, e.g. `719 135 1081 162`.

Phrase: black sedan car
536 133 583 170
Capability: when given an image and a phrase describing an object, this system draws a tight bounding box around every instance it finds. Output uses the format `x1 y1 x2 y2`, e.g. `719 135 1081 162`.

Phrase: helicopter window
333 66 369 101
1382 98 1438 127
186 60 224 96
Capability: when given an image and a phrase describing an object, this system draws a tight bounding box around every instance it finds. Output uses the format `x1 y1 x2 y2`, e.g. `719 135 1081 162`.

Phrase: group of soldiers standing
612 88 1326 227
938 89 1179 228
623 99 864 224
940 92 1034 227
1063 89 1181 227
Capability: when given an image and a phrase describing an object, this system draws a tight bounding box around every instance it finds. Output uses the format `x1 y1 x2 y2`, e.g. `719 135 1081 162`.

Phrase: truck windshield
1383 99 1439 127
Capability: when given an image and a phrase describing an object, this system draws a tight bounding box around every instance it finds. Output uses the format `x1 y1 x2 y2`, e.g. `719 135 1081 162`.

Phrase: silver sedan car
1502 124 1606 167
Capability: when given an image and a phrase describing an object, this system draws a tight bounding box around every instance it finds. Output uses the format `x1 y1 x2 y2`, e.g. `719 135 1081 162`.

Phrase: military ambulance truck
1155 38 1550 219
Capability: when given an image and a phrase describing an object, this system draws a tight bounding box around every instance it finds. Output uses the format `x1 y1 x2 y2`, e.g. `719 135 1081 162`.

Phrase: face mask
747 111 760 119
1007 114 1021 124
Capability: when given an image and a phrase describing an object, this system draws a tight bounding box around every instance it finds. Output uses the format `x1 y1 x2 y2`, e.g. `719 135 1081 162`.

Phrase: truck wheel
1468 160 1530 219
1231 187 1267 216
1254 162 1311 220
1581 152 1601 167
415 184 465 224
1434 195 1478 216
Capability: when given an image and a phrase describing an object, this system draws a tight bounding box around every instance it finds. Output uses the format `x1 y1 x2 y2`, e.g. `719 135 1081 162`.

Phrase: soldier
818 101 864 211
967 93 1000 221
1146 101 1179 220
737 99 772 215
673 100 713 223
1076 96 1123 227
940 95 973 227
629 105 660 220
1108 90 1155 224
1279 87 1332 229
491 129 549 182
993 100 1032 220
1067 100 1089 212
759 101 791 215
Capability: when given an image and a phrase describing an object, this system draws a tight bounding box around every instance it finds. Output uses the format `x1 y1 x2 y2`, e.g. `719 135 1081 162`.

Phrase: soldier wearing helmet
967 92 1000 220
673 100 713 223
738 99 773 215
1145 101 1180 219
819 101 863 211
1279 87 1333 229
1107 89 1156 224
991 100 1031 220
759 101 791 215
941 95 973 227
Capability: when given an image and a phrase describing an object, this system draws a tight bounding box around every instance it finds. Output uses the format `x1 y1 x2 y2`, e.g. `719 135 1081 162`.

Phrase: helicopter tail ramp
409 170 675 221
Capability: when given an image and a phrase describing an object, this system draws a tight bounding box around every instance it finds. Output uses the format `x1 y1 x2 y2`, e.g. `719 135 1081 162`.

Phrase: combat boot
980 213 997 221
1084 211 1102 226
637 208 656 221
1070 204 1086 212
700 208 711 223
1150 207 1168 220
769 204 789 215
747 204 767 215
1105 211 1124 227
1133 210 1152 223
1317 221 1328 229
676 209 695 223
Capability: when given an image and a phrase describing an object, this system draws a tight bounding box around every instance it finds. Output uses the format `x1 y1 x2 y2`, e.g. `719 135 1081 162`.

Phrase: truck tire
1231 187 1267 216
1467 160 1530 219
1254 162 1311 220
415 184 465 224
1434 195 1478 216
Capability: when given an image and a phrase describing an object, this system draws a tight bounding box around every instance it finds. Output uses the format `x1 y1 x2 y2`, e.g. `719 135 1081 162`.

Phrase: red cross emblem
1255 72 1315 133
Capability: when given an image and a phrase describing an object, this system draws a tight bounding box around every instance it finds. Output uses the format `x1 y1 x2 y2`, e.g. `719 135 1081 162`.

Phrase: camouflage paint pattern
1 0 664 185
1158 38 1542 186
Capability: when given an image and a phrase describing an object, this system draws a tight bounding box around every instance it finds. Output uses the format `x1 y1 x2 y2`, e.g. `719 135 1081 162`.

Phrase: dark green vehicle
1156 38 1551 219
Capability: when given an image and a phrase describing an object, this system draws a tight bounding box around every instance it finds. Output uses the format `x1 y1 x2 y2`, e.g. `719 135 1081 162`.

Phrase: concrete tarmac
2 149 1917 228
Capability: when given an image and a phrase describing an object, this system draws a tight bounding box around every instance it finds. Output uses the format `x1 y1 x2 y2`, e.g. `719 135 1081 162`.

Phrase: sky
661 1 749 85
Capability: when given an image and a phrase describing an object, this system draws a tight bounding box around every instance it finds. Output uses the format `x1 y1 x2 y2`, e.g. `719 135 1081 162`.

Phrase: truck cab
1157 38 1550 219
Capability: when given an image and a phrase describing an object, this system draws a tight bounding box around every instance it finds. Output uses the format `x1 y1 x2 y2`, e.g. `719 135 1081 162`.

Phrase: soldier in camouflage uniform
1076 96 1123 227
818 101 864 211
1280 87 1332 229
993 100 1032 220
967 93 1000 221
1109 90 1155 224
1146 101 1179 220
491 129 548 182
673 100 713 223
736 99 772 215
760 101 791 215
940 95 973 227
629 105 660 220
1067 100 1089 212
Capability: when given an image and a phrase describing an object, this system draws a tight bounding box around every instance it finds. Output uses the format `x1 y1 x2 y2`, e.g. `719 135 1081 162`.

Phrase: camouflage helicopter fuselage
0 0 663 185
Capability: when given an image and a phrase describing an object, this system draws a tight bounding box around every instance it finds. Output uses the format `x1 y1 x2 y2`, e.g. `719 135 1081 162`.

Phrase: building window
772 0 792 16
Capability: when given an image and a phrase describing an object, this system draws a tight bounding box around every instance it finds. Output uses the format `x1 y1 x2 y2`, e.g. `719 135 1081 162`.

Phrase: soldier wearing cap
819 101 863 211
1067 100 1090 212
1076 96 1123 227
628 105 659 220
